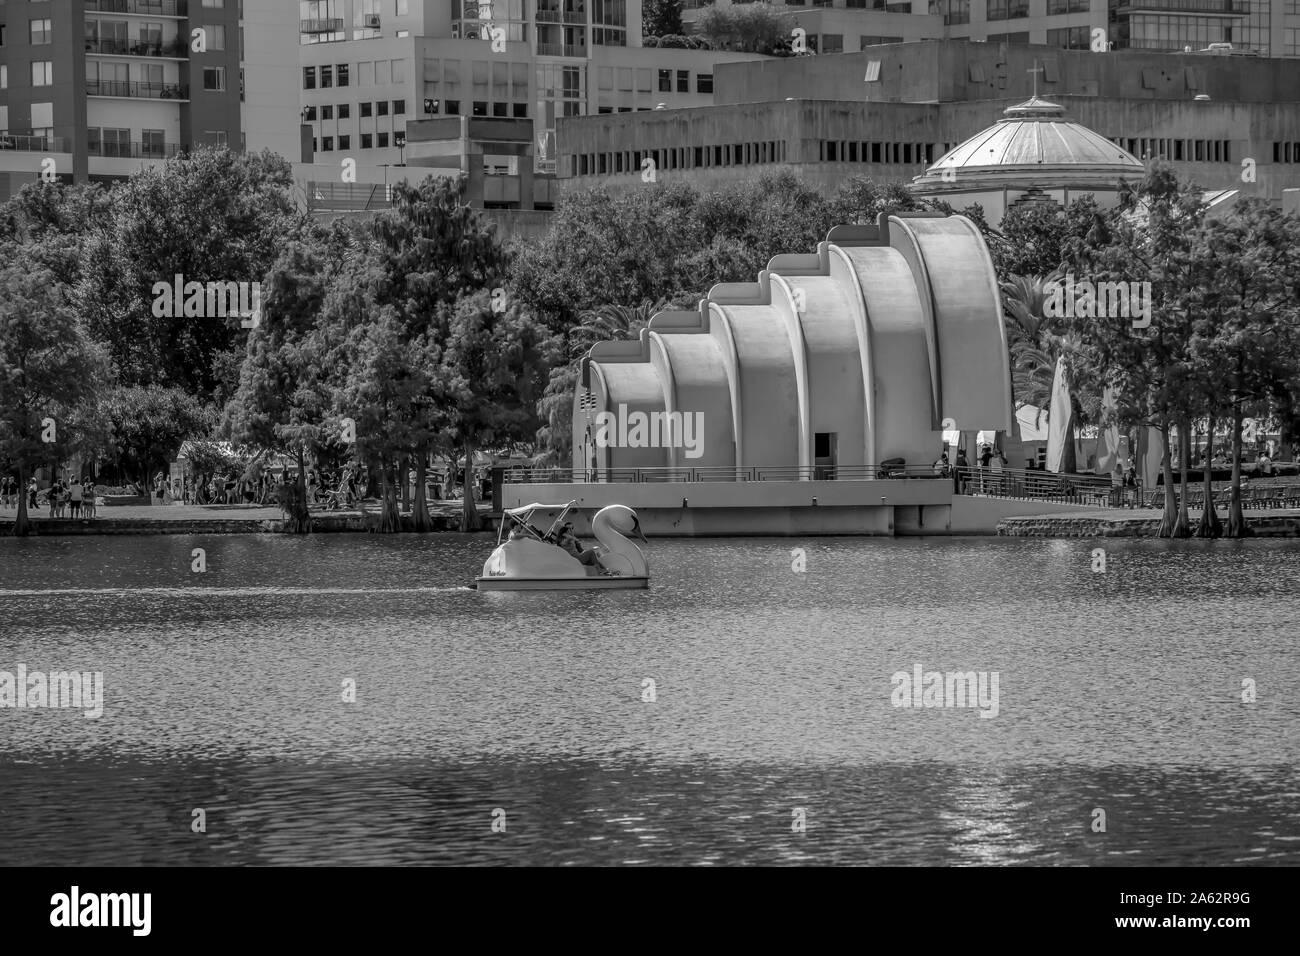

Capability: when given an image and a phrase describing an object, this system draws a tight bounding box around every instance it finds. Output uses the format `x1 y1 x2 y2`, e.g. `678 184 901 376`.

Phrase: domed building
911 96 1146 224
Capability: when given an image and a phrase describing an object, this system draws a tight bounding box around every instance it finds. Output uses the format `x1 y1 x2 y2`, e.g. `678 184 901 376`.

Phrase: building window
822 34 843 53
0 65 6 89
472 101 487 115
209 24 226 50
31 19 53 45
658 69 671 92
1046 26 1090 50
360 101 372 117
322 104 334 119
676 70 688 92
378 100 389 116
304 67 316 90
361 133 373 149
393 99 405 114
697 73 713 94
512 102 527 117
338 64 350 87
339 135 350 150
339 104 350 119
32 61 53 87
493 101 507 116
321 65 333 88
378 132 390 147
204 67 226 91
322 136 333 151
303 105 317 121
445 99 460 114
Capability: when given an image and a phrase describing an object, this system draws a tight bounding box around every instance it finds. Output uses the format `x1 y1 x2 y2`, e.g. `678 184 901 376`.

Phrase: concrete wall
501 481 1102 535
950 494 1097 533
713 40 1300 107
557 95 1300 203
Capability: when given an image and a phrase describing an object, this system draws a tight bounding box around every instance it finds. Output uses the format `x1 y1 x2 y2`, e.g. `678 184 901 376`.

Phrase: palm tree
1001 271 1099 460
535 300 668 466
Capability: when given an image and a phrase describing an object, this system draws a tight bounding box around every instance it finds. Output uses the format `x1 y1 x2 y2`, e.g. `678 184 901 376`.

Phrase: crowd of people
0 475 95 516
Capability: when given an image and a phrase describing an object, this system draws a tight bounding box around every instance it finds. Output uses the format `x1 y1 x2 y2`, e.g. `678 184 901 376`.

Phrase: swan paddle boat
475 500 649 590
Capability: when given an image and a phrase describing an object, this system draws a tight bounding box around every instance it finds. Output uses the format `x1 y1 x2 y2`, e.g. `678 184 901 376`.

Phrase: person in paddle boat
558 522 600 567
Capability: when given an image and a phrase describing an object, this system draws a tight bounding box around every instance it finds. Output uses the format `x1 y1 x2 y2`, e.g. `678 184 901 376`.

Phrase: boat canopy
498 500 578 544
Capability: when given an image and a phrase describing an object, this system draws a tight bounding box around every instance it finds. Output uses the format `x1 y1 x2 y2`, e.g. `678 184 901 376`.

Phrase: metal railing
536 42 585 56
88 140 181 159
505 463 952 483
535 8 564 21
952 465 1115 505
85 37 188 58
86 0 188 16
0 133 70 152
301 18 346 33
306 182 394 212
86 80 189 100
1116 0 1248 13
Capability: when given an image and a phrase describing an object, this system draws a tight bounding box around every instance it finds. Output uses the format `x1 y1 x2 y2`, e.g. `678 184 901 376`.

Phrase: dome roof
912 97 1143 193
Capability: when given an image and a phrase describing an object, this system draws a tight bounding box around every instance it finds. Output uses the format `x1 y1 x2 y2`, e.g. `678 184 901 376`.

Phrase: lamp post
395 130 406 166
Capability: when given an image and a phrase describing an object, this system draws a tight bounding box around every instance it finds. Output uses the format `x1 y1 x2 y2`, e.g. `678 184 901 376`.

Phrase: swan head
596 504 647 543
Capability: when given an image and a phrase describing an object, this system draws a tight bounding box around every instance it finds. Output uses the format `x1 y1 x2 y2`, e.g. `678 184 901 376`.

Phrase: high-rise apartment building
0 0 245 197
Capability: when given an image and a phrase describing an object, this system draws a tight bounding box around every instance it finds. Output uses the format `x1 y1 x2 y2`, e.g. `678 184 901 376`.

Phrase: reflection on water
0 534 1297 865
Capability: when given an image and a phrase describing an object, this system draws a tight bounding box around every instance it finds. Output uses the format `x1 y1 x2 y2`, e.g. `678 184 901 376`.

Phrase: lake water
1 534 1297 866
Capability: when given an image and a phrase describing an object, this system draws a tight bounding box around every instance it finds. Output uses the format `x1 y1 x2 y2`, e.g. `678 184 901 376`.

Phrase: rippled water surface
1 534 1297 865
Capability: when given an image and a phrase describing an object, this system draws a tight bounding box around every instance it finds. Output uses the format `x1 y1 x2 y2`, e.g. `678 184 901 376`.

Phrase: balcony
1116 0 1249 13
86 80 189 100
0 133 70 152
564 9 588 23
88 140 182 159
536 42 585 56
536 8 564 22
86 0 187 16
300 18 346 33
85 37 189 58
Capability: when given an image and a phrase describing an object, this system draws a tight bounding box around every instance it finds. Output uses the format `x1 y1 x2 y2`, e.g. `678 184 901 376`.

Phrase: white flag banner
1045 356 1074 474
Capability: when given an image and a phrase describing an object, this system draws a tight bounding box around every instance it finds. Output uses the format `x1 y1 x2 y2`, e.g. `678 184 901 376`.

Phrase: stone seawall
999 510 1300 537
1 513 496 535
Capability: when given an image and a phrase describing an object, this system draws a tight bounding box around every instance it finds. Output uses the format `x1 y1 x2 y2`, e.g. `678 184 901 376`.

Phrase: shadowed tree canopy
0 260 113 535
75 147 306 400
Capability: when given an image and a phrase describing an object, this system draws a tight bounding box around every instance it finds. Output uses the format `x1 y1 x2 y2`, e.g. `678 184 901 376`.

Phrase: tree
1185 200 1300 536
0 261 112 535
76 147 305 401
1067 166 1206 537
362 174 511 531
441 292 556 531
695 3 786 53
537 301 667 465
224 236 345 533
104 385 213 497
990 196 1100 280
642 0 683 38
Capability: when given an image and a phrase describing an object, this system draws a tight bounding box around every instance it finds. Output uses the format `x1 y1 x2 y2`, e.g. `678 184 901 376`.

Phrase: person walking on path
69 478 83 517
